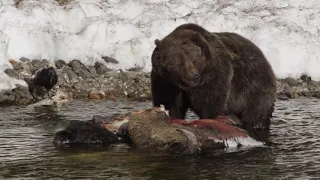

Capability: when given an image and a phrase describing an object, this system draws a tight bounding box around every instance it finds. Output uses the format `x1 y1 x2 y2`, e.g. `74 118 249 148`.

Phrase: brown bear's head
152 32 211 89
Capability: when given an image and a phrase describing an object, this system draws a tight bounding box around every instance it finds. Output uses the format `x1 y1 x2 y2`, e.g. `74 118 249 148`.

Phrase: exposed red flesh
168 116 248 140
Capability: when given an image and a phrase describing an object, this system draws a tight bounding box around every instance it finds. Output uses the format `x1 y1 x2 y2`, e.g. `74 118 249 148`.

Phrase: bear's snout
186 71 201 86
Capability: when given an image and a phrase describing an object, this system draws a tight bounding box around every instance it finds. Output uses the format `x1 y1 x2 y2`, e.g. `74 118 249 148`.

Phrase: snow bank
0 0 320 90
0 30 27 91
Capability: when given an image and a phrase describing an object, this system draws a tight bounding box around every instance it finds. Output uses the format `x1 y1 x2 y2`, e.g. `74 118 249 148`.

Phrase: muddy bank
1 58 320 106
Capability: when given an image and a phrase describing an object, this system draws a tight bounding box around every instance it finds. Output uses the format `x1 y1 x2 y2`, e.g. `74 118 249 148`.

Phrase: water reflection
0 98 320 179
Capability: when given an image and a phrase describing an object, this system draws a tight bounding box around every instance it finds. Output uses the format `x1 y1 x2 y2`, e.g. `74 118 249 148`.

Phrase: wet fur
27 67 58 99
53 119 120 147
33 67 58 90
151 23 277 131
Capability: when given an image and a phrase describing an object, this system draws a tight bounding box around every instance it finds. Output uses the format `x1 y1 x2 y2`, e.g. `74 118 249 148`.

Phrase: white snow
0 0 320 90
0 30 28 91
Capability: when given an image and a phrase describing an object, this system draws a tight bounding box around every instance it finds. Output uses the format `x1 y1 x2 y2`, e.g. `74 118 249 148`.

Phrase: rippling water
0 99 320 179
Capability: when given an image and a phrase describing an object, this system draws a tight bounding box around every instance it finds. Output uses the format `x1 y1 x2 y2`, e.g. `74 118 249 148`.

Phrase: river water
0 98 319 179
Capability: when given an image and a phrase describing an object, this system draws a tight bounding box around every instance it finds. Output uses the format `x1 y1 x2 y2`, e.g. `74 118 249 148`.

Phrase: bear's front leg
200 95 227 119
151 71 189 119
188 82 230 120
153 92 188 119
167 91 189 119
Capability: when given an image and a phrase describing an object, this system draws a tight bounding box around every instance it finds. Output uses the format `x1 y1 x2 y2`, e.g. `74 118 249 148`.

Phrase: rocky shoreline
1 58 320 106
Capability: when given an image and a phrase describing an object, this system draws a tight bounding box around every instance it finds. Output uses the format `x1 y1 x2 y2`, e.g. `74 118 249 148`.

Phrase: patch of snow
0 31 28 91
0 0 320 90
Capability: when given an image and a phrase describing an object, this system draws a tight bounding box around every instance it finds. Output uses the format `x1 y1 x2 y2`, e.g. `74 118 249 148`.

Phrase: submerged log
53 105 264 155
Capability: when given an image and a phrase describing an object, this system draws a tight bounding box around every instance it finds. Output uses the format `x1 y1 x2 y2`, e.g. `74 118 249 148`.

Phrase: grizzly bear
150 23 277 131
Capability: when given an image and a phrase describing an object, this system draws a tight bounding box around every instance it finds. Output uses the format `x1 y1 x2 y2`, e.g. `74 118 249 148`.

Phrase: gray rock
14 84 29 93
57 73 66 86
283 78 298 86
20 57 30 62
68 60 82 74
21 63 32 75
62 73 70 84
284 86 296 98
102 56 119 64
61 65 70 73
31 60 42 69
0 93 8 102
70 78 79 84
42 59 50 67
12 87 34 104
78 69 91 79
17 91 33 100
314 91 320 98
144 73 150 78
301 91 313 97
17 98 33 105
119 71 129 82
49 89 57 97
25 62 35 74
95 62 110 74
7 94 15 102
55 60 67 69
29 60 46 75
12 63 23 71
127 67 143 72
3 90 11 96
88 66 97 74
300 74 311 83
105 71 119 78
73 82 85 90
67 70 79 84
4 69 19 78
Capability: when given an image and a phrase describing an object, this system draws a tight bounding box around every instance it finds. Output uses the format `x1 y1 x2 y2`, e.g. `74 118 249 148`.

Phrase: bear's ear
190 33 213 60
154 39 161 46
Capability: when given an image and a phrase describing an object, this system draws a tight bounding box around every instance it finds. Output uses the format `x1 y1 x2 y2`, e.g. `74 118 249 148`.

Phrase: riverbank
0 58 319 106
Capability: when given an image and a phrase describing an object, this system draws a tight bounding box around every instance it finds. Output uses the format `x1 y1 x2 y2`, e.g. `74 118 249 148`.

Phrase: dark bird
30 67 58 99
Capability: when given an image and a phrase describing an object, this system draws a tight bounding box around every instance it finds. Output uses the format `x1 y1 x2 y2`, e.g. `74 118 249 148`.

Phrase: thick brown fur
151 23 277 131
